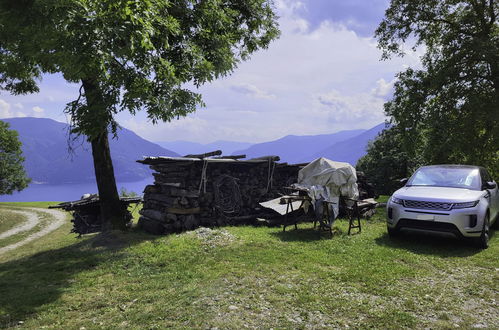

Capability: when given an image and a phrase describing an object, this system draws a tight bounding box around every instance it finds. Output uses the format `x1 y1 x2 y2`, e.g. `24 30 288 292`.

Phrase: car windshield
407 167 481 190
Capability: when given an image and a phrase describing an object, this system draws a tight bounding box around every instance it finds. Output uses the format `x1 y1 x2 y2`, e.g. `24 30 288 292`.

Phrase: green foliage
0 121 30 195
357 126 420 195
0 0 280 138
376 0 499 178
119 187 138 198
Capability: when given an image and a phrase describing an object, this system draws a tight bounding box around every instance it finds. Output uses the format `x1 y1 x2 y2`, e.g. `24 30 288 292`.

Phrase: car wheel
474 213 490 249
387 226 399 238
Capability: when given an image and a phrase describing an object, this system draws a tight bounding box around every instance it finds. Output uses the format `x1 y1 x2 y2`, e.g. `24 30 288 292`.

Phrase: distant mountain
3 117 179 184
156 140 253 156
233 129 366 164
301 123 387 165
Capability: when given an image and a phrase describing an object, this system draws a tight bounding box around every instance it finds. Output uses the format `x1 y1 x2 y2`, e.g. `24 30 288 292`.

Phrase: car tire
474 213 490 249
387 226 399 238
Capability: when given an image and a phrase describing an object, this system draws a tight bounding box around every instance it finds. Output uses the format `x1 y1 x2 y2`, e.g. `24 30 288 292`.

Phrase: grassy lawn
0 202 497 329
0 209 26 236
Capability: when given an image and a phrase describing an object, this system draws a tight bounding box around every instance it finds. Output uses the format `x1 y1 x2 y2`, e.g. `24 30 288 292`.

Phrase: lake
0 178 153 202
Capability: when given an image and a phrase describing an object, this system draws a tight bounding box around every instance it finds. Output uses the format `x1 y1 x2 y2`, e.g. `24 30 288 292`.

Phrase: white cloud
231 84 276 99
372 78 396 98
33 106 44 113
0 99 27 118
32 106 45 118
120 1 421 143
316 89 386 124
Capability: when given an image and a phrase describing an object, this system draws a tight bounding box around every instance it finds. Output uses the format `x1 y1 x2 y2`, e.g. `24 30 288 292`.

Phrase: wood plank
166 207 201 215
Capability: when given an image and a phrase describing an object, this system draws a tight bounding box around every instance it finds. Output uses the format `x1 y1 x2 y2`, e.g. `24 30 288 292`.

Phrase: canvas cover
295 157 359 217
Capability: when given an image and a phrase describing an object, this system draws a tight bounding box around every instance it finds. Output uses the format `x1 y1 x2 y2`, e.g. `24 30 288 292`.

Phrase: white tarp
259 197 303 216
294 157 359 218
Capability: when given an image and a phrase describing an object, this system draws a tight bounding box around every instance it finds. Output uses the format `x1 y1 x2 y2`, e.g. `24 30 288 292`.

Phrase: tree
0 121 30 194
357 125 421 195
0 0 279 230
376 0 499 177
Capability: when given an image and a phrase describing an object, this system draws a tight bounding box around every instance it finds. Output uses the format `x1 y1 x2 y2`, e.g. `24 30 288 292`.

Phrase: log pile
137 154 301 234
137 153 377 235
49 194 142 236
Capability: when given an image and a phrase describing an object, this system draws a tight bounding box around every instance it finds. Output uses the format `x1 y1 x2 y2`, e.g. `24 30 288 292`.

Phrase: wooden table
281 194 337 236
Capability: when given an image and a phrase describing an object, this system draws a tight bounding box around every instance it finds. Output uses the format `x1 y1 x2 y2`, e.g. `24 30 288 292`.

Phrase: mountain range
232 129 367 164
3 117 386 185
299 123 387 164
159 123 386 165
3 117 178 184
156 140 253 156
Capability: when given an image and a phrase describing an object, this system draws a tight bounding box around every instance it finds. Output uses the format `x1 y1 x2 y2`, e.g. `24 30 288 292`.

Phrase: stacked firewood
49 195 142 236
137 154 301 235
137 153 378 235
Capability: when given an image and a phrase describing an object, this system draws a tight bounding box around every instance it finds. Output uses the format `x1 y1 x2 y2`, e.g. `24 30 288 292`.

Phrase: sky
0 0 421 144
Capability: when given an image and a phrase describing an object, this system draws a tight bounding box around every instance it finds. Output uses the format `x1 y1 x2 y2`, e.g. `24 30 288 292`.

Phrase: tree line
358 0 498 195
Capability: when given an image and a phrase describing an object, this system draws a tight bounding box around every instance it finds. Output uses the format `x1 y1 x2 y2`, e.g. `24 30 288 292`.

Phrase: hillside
233 129 366 164
301 123 387 165
3 117 178 184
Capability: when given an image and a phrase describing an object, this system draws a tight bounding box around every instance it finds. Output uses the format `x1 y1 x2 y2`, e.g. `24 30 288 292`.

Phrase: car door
481 168 499 220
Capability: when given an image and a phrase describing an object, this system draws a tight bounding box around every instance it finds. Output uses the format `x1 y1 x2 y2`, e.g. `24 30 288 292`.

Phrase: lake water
0 178 153 202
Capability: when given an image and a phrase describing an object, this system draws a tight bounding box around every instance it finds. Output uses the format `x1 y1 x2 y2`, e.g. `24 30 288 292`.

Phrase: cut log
248 155 280 162
184 150 222 159
214 155 246 160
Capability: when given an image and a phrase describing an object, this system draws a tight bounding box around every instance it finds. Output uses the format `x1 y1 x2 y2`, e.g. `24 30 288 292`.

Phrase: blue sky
0 0 420 144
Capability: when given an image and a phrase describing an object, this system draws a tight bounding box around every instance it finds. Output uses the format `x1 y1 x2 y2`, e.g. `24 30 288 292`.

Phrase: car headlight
391 196 404 205
452 201 479 209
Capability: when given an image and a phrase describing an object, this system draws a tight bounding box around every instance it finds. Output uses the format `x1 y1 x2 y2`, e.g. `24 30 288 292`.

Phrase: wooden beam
183 150 222 159
214 154 246 160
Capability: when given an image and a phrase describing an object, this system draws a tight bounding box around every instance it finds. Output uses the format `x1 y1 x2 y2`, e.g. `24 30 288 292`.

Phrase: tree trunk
82 79 127 231
90 132 127 231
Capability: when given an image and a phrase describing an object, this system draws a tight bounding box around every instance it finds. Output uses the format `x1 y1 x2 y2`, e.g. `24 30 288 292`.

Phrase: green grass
0 202 62 209
0 208 56 249
0 209 26 235
376 195 390 203
0 202 497 329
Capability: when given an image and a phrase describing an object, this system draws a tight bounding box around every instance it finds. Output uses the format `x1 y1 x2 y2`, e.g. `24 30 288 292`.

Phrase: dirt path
0 209 40 240
0 208 66 255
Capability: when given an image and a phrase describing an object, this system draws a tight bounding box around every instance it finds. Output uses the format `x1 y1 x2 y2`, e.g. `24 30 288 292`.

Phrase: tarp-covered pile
294 157 359 217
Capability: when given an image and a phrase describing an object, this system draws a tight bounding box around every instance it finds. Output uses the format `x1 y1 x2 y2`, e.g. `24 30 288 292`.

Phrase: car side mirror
399 178 408 186
484 181 497 190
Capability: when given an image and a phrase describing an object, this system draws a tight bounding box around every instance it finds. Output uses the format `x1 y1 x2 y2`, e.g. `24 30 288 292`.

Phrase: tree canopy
0 120 30 195
357 126 419 195
0 0 280 137
0 0 279 229
375 0 499 177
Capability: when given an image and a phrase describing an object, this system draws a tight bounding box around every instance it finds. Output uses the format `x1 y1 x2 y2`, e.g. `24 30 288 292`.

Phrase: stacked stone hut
137 151 302 234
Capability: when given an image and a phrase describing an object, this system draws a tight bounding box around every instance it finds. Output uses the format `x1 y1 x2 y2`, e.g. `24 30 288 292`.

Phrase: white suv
387 165 498 248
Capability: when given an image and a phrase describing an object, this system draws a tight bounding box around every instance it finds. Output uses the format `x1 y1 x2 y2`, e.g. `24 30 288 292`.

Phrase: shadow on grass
374 230 488 258
271 223 343 242
0 230 154 327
